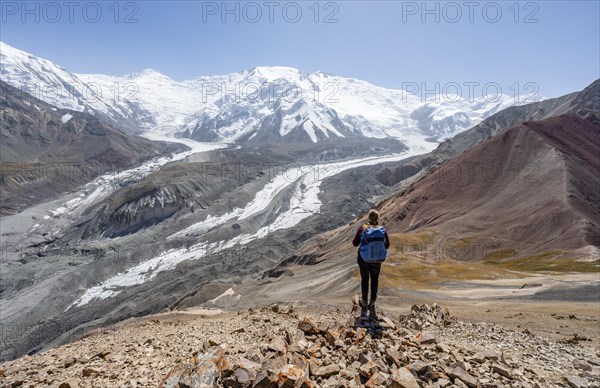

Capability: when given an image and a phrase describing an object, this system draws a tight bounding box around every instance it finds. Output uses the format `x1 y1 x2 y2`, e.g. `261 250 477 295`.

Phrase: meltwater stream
69 146 434 308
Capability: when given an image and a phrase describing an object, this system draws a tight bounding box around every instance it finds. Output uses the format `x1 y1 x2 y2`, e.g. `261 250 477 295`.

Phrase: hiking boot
368 303 378 321
360 306 368 318
360 299 368 318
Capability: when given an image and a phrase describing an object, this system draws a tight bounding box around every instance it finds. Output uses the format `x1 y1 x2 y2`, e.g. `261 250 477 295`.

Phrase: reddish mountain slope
376 113 599 260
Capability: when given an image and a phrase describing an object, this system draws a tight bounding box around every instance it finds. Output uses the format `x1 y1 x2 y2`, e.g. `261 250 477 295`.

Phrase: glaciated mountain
1 41 536 146
0 42 152 132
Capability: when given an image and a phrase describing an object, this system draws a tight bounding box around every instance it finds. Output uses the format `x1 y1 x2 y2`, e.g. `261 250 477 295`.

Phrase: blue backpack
359 224 387 263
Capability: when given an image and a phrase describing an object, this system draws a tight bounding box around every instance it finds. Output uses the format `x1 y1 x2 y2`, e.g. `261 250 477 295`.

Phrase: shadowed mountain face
376 113 600 260
0 81 188 215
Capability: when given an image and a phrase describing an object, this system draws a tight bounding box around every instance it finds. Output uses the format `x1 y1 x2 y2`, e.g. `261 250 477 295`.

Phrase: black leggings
357 256 381 304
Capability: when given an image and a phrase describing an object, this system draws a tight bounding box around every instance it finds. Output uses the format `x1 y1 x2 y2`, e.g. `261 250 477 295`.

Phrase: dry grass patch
377 257 520 290
485 250 600 272
353 232 598 289
387 230 438 255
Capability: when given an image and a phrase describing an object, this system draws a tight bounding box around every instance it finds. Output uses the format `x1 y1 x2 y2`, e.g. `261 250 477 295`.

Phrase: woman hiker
352 209 390 320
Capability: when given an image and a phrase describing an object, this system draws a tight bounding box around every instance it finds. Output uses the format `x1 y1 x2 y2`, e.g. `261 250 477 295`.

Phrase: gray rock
298 318 321 335
234 368 253 386
390 367 419 388
407 360 430 375
454 378 469 388
417 331 437 344
481 350 501 361
573 359 593 372
365 371 389 387
385 348 403 367
57 382 78 388
359 351 373 364
448 367 479 388
358 360 379 378
268 336 287 354
272 364 308 388
314 364 340 378
564 375 587 388
380 317 396 329
492 364 512 379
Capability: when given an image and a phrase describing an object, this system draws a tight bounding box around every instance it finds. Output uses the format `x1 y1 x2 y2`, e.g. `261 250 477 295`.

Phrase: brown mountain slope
0 81 188 215
376 113 600 261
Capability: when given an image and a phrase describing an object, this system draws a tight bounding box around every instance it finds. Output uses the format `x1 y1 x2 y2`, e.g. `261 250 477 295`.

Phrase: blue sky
1 1 598 97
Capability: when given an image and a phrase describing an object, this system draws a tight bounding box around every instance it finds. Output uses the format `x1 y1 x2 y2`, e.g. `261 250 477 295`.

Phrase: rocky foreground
0 302 598 388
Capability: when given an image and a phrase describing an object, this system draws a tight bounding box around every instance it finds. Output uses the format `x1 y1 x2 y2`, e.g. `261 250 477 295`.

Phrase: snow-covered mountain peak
0 41 540 145
248 66 302 81
118 68 170 80
0 41 30 60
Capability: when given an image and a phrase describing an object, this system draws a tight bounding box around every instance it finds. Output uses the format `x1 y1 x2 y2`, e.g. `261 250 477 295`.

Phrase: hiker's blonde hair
368 209 379 225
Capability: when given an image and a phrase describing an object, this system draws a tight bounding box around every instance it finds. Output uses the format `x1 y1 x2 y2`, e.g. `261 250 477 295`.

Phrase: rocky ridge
1 303 598 388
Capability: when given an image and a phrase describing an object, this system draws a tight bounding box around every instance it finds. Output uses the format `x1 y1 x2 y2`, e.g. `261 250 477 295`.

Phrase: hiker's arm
384 230 390 249
352 227 363 247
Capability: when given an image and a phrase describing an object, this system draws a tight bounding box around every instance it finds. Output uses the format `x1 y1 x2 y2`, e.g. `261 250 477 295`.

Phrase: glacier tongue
69 143 436 308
